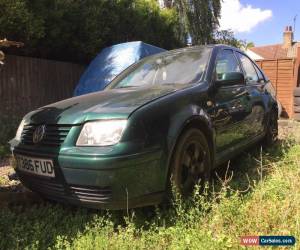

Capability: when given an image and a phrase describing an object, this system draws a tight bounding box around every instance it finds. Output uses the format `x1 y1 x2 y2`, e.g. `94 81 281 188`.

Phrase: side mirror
215 72 245 87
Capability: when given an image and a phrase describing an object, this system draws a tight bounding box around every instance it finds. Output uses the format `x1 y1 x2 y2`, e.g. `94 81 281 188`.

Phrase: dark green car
10 45 278 209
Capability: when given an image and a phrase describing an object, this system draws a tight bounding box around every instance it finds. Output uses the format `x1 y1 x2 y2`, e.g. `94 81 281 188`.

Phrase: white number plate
15 154 55 177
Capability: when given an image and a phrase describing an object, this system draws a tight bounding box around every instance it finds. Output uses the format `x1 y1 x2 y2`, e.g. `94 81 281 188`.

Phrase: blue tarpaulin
73 41 166 96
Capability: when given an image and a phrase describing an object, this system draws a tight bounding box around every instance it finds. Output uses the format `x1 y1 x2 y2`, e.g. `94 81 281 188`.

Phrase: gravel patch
0 157 23 192
278 119 300 142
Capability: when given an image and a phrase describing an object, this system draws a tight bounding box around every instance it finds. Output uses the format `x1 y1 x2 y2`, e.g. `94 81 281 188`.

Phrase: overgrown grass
0 114 19 158
1 139 300 250
0 176 7 185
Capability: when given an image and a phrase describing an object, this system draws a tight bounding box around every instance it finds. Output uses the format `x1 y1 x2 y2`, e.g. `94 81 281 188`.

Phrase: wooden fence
256 58 297 117
0 55 85 119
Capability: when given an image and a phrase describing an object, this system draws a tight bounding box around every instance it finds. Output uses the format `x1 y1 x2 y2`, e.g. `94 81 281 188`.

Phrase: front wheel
169 129 211 197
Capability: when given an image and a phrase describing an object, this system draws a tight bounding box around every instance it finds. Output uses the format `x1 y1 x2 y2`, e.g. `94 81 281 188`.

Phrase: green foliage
174 0 221 44
0 0 248 61
0 0 45 44
0 0 182 63
173 0 252 48
214 29 241 47
187 0 221 44
0 176 7 185
0 145 9 158
0 114 19 158
1 139 300 249
238 40 255 50
214 29 255 49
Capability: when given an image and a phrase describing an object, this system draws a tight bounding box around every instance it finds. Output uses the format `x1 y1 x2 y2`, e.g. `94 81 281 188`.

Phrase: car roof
153 44 243 57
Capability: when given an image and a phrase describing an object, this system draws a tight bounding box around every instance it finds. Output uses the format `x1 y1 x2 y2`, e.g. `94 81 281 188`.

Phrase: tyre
294 97 300 106
169 129 211 197
263 109 278 146
293 113 300 121
294 87 300 97
294 106 300 113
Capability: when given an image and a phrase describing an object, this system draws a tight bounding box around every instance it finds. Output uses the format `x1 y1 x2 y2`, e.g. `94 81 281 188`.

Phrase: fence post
275 59 278 99
294 45 300 88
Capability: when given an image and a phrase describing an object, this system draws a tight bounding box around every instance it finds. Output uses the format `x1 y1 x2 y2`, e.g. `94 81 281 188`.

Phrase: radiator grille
21 124 72 147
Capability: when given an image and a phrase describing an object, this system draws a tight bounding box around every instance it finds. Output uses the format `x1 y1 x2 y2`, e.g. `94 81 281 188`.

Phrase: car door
211 49 253 156
236 52 266 137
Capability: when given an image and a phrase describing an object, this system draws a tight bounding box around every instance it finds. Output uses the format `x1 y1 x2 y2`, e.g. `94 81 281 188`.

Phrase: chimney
283 26 294 49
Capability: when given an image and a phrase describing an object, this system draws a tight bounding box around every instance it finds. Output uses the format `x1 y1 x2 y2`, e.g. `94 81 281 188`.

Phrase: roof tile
250 42 300 59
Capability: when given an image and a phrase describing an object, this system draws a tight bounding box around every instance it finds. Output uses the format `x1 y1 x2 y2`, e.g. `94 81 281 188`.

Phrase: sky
219 0 300 46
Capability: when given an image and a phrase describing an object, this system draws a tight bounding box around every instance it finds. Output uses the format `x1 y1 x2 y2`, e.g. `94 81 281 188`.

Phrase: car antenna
293 14 298 34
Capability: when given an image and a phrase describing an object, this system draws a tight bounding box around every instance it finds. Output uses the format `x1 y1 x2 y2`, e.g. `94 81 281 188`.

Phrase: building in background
247 26 300 119
247 26 300 60
245 49 263 60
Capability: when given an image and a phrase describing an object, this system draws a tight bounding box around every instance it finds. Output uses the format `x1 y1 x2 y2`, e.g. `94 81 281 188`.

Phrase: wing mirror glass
215 72 245 87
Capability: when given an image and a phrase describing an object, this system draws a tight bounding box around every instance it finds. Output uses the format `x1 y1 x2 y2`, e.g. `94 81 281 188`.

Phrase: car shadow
211 139 291 193
0 200 101 249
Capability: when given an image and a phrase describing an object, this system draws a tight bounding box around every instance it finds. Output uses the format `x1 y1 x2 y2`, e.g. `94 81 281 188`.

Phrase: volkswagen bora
10 45 278 209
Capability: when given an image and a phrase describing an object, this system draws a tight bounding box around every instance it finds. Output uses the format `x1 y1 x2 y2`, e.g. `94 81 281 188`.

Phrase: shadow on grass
0 190 159 249
212 138 293 195
0 203 92 249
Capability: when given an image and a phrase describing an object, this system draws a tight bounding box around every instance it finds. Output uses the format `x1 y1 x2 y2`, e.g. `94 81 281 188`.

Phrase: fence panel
256 58 295 117
0 55 85 119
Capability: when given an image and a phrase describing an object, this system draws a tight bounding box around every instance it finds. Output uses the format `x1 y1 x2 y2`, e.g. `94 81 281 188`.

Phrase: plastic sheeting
73 41 166 96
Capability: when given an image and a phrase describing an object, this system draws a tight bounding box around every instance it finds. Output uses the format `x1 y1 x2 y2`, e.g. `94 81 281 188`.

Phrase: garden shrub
0 114 19 157
0 0 182 64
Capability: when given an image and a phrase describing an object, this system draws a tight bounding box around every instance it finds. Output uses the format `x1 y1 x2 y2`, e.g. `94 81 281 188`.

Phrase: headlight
76 120 127 146
15 119 26 141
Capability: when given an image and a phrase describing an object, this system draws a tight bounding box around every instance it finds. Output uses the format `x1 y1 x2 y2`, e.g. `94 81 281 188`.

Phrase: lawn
0 122 300 250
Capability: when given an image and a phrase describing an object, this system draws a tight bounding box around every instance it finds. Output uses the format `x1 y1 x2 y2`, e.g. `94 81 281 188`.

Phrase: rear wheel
169 129 211 197
294 97 300 106
263 109 278 146
294 87 300 97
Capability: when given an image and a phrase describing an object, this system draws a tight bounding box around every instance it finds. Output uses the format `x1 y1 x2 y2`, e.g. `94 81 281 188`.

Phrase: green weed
0 139 299 249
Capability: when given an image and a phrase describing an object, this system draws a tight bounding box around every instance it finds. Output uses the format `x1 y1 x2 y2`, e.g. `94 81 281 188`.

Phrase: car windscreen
107 48 211 89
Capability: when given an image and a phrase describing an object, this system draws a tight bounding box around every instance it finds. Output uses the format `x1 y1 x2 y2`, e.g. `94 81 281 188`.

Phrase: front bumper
12 146 165 209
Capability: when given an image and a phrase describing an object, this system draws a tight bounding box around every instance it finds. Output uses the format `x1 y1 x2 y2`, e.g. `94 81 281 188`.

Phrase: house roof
245 49 264 60
249 42 300 59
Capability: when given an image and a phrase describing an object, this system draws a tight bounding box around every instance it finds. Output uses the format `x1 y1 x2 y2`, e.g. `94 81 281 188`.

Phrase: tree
0 0 44 45
0 0 182 63
172 0 251 48
174 0 221 45
213 30 255 49
238 40 255 50
214 29 241 47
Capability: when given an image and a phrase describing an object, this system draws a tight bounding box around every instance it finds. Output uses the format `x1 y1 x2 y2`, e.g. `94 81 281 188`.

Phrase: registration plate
15 154 55 177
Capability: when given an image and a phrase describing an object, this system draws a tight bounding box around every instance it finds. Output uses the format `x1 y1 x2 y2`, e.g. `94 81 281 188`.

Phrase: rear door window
237 52 259 84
